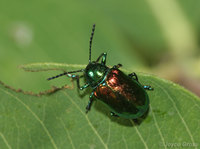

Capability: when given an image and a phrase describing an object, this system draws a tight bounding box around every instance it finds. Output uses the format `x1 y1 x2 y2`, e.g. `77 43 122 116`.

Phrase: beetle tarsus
143 85 154 90
110 112 119 117
128 72 139 82
96 53 107 65
86 92 94 113
86 107 90 114
85 102 92 113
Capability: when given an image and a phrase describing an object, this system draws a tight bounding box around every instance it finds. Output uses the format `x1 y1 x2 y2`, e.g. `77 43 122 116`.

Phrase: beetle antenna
47 69 84 80
89 24 96 63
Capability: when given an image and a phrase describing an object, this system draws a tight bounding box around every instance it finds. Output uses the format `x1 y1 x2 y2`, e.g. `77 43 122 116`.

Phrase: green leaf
20 63 86 72
0 71 200 149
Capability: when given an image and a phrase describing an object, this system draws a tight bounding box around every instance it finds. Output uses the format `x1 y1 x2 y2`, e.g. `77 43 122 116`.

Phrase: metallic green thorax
85 62 108 88
47 24 153 119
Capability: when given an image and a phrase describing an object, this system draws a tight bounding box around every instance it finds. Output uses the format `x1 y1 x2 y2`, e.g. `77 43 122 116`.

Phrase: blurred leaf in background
0 0 200 95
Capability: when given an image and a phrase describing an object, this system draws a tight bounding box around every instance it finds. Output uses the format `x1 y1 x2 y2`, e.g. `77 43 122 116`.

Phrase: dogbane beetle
47 24 153 119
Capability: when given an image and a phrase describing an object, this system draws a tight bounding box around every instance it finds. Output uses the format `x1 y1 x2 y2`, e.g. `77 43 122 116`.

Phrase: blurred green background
0 0 200 96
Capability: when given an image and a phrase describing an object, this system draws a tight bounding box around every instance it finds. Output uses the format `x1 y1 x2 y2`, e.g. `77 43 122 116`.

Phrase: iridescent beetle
48 24 153 119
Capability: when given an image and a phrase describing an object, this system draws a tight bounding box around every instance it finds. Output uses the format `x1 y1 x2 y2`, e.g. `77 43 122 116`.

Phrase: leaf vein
122 133 128 149
0 88 58 149
130 120 149 149
63 91 108 149
59 118 75 149
106 121 111 145
0 132 12 149
150 104 166 149
153 81 197 148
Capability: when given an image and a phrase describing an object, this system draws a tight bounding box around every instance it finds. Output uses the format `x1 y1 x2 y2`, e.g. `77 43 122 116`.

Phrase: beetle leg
96 53 107 65
128 72 139 82
66 74 89 90
110 112 119 117
143 85 154 90
80 84 89 90
113 63 122 69
86 92 94 113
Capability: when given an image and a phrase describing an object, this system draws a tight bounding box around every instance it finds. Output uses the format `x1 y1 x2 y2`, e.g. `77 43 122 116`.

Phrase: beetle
47 24 153 119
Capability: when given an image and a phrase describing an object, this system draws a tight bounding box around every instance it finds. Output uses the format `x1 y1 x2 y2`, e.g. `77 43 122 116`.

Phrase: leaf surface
0 71 199 149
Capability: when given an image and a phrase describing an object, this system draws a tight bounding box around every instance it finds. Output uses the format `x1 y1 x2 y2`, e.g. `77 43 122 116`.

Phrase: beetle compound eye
89 71 94 77
97 71 103 76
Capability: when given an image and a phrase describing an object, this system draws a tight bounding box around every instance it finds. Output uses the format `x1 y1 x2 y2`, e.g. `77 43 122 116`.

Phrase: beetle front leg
143 85 154 90
128 72 139 82
86 92 95 113
79 84 89 90
96 53 107 65
66 74 89 90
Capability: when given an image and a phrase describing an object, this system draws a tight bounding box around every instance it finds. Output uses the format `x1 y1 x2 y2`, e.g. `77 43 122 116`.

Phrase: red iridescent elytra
93 68 149 119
